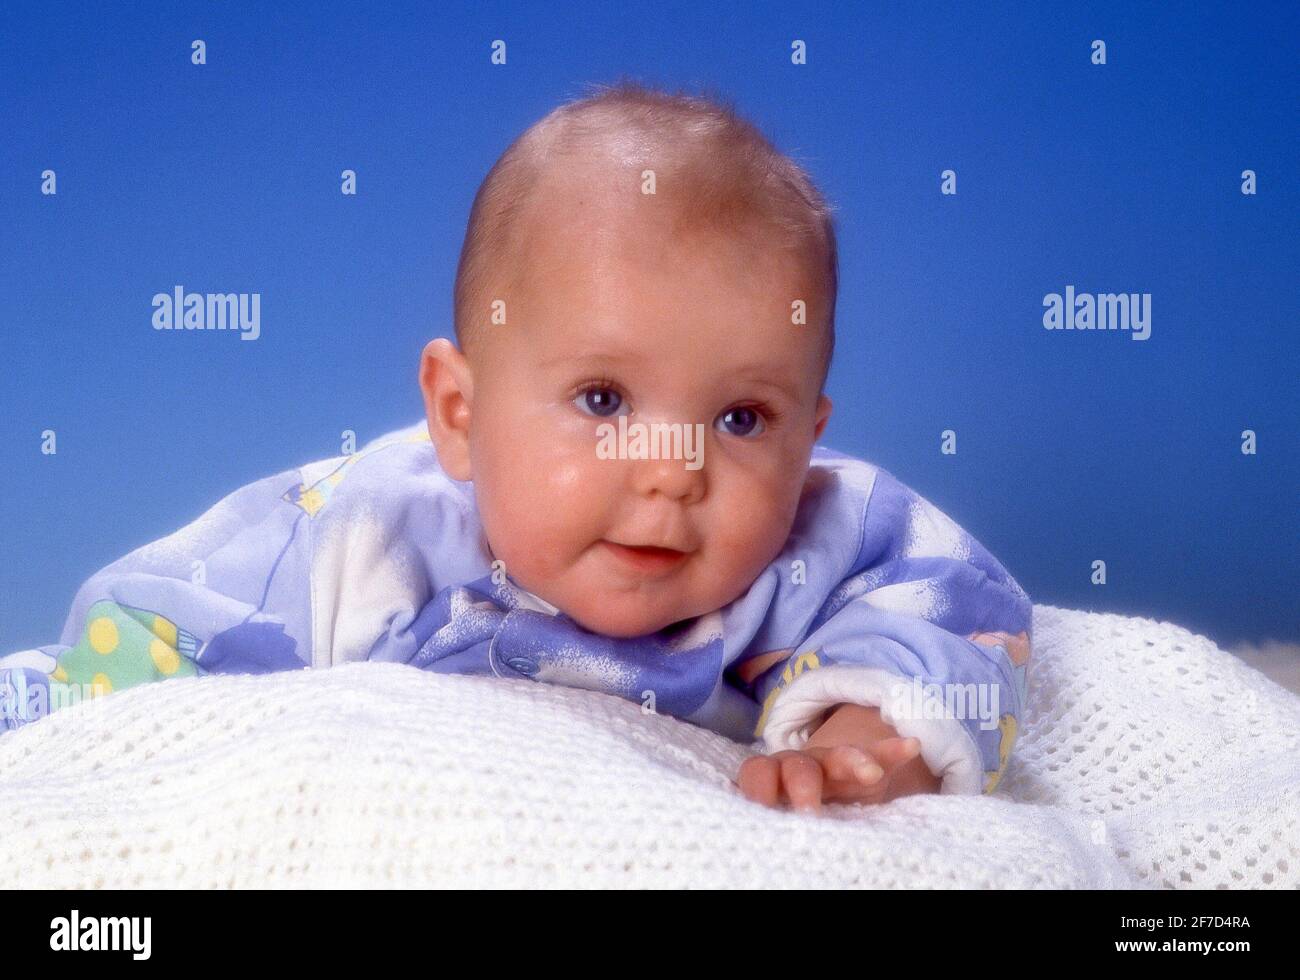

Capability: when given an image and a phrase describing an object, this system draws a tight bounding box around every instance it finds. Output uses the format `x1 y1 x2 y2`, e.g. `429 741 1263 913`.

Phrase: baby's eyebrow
760 381 800 403
728 372 803 403
539 350 635 370
543 350 806 402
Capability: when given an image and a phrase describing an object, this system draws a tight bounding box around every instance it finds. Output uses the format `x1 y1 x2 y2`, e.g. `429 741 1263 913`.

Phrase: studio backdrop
1 1 1295 659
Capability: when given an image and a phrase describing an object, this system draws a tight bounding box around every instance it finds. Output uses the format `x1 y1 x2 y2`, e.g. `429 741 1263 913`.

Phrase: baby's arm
1 463 315 733
731 463 1033 809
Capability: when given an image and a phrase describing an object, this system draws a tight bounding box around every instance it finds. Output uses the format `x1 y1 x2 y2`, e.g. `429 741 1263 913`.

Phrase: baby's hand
736 703 941 813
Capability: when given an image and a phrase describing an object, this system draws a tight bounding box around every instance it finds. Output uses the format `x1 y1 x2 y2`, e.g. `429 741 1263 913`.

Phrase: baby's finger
736 755 781 808
819 744 884 787
779 751 824 814
866 736 923 772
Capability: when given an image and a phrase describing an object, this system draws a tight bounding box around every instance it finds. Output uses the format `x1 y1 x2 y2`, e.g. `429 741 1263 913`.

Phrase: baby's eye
715 406 766 438
573 386 628 418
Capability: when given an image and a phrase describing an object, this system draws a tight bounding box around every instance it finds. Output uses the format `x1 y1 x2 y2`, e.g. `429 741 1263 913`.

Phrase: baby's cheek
495 453 608 564
537 455 593 504
703 490 792 586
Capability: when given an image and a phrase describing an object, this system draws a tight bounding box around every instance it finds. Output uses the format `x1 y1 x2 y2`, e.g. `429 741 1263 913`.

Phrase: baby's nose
631 451 706 504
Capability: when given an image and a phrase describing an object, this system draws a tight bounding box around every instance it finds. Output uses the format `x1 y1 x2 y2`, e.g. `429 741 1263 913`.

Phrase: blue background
1 1 1296 651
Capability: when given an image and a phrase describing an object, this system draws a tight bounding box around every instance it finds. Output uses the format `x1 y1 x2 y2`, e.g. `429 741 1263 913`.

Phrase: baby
0 83 1032 812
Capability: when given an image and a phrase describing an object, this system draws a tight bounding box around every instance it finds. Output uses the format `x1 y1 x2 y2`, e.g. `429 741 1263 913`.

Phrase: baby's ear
813 394 833 441
419 338 474 481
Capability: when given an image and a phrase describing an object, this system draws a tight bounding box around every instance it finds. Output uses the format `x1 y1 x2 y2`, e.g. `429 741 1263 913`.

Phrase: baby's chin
533 584 707 639
575 616 676 639
540 595 676 634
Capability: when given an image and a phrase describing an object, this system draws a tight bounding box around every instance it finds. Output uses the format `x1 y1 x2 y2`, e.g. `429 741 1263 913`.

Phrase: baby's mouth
600 540 692 576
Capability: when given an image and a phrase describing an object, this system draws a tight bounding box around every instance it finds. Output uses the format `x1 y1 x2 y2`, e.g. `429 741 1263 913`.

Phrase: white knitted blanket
2 605 1297 889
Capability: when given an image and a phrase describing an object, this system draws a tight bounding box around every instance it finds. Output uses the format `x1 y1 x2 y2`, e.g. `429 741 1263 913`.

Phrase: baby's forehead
507 265 825 398
486 155 830 385
513 175 815 289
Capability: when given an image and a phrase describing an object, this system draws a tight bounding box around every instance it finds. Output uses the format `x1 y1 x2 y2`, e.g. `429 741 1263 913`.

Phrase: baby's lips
608 538 691 553
604 531 698 553
599 540 692 576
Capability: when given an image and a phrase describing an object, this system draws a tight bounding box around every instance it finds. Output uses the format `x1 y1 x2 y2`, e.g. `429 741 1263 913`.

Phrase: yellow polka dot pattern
45 600 198 701
88 616 119 654
149 637 180 676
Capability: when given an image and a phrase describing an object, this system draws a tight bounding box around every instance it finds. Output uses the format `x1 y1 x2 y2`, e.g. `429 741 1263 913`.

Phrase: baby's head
421 82 837 637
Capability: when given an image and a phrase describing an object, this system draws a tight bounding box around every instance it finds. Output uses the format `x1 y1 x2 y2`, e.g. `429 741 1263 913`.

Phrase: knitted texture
1 605 1296 889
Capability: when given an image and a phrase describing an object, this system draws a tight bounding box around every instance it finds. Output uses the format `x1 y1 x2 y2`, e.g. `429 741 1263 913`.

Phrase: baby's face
446 175 830 637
